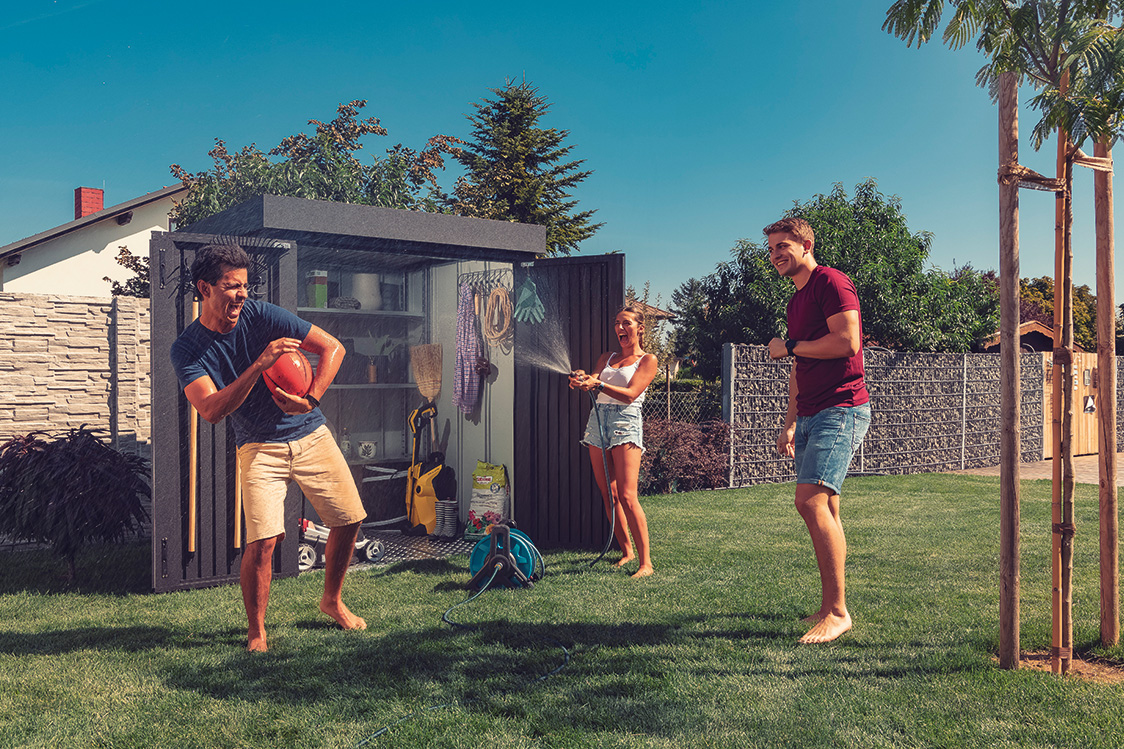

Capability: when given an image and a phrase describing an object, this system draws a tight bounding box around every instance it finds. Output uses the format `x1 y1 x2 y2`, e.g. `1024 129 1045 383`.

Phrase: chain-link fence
723 344 1049 488
641 388 723 423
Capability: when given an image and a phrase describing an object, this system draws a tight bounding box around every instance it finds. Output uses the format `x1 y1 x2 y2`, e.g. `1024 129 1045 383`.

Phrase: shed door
513 254 625 548
149 233 299 593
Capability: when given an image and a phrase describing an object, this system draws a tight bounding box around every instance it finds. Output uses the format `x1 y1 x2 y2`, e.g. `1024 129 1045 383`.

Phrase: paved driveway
951 452 1124 485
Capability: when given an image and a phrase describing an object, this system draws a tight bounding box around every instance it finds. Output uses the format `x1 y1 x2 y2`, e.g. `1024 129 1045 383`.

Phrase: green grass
1 474 1122 748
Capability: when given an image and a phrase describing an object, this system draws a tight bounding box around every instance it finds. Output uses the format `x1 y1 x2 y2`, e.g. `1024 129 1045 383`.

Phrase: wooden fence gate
1043 351 1100 458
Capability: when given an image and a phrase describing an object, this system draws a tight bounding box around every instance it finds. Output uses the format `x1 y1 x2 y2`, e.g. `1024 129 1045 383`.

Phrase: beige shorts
236 424 366 544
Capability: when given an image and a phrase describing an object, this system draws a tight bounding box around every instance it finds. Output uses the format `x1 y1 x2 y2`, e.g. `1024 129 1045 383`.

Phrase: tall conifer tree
451 79 602 256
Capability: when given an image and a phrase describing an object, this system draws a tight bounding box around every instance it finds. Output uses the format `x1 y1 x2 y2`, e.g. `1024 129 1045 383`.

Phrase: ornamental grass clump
0 426 149 581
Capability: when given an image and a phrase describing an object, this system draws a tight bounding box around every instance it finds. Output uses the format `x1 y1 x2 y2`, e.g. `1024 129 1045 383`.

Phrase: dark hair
191 244 252 286
762 217 815 251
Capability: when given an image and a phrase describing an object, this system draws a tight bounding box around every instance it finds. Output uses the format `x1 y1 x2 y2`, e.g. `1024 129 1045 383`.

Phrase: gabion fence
723 344 1050 488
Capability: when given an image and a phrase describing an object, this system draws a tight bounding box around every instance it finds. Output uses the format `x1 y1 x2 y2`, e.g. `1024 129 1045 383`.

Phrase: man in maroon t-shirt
765 217 872 644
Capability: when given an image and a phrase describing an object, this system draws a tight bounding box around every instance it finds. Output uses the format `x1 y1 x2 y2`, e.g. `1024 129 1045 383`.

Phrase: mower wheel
362 539 386 564
297 543 317 572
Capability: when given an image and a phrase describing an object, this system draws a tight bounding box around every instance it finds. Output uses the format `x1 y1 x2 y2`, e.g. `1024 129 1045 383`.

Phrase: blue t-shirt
170 300 325 447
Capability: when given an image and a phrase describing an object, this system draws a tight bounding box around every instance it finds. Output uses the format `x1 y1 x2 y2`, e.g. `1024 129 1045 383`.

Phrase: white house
0 184 187 296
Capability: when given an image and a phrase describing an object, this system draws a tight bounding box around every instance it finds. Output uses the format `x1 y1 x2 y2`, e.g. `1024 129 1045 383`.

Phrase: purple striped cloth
454 283 484 414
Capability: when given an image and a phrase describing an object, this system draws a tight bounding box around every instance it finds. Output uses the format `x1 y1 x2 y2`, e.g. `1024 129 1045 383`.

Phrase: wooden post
998 71 1021 670
667 361 672 422
1095 138 1120 648
1051 69 1075 673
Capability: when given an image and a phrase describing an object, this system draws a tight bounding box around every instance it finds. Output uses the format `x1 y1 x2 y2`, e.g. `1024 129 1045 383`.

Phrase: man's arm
183 337 302 424
777 365 798 457
769 309 861 360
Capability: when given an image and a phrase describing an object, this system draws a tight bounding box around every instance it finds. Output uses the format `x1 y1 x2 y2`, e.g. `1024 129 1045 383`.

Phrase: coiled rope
482 286 513 346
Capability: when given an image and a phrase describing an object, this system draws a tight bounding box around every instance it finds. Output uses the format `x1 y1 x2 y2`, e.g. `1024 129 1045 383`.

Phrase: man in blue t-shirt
171 244 367 652
765 217 872 645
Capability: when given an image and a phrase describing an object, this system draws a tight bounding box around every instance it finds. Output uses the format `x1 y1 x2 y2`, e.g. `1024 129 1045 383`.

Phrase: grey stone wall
724 345 1047 488
0 293 151 457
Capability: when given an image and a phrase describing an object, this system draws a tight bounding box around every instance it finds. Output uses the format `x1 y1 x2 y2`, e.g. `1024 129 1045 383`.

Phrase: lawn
1 474 1122 748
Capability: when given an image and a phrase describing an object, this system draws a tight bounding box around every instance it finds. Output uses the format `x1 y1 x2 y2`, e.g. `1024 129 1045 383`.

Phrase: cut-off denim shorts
793 403 872 494
581 402 644 452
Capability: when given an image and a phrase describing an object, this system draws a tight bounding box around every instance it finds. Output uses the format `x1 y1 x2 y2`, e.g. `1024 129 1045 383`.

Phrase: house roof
624 299 676 320
0 184 187 261
981 319 1088 352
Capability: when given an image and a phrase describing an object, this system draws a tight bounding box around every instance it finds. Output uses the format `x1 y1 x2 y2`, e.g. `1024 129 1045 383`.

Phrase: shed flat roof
179 194 545 264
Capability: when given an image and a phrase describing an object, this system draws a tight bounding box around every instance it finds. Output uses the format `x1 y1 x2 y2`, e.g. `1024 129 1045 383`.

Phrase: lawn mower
297 517 386 571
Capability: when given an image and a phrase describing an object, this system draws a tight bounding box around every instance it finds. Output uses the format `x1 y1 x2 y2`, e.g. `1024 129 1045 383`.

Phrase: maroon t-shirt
786 265 870 416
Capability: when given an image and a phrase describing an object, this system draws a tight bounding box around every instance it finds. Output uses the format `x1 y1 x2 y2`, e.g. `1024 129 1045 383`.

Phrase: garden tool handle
188 298 199 554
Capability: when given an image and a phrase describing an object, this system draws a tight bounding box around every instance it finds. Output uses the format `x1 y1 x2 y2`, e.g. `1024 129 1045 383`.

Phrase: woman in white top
569 306 658 577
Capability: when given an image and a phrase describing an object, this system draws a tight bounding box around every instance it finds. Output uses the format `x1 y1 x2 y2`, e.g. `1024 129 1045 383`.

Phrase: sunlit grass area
1 474 1121 748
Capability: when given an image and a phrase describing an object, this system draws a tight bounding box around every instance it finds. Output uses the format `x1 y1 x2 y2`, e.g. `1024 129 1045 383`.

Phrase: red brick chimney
74 187 104 219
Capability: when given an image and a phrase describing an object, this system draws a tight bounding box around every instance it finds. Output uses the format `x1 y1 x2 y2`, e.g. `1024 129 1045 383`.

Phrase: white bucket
345 273 381 310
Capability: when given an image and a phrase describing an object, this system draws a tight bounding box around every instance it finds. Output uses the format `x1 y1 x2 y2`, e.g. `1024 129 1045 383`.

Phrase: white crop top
596 352 648 405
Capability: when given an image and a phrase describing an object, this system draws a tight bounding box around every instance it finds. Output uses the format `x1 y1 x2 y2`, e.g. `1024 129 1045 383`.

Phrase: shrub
639 419 730 494
0 427 149 580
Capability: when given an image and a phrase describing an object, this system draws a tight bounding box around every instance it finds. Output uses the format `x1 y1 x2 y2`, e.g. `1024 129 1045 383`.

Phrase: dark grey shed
149 195 622 593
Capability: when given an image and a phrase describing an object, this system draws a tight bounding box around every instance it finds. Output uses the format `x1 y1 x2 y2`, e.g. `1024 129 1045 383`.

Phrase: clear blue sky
2 0 1116 307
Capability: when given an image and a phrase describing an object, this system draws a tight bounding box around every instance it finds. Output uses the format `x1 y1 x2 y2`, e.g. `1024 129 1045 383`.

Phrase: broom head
410 344 442 400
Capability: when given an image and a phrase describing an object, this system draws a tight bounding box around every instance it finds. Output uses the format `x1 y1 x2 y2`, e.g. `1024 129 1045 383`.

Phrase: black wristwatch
305 393 321 409
785 339 798 357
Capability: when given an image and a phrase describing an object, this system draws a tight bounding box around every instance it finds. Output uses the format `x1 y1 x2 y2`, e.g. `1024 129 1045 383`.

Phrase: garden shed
149 195 623 593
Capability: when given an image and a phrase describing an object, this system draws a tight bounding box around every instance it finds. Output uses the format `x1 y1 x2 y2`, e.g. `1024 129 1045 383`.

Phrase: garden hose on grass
588 389 618 568
356 560 570 746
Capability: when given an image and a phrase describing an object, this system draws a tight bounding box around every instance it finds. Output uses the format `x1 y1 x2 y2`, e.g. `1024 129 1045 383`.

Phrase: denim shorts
581 402 644 452
793 404 872 494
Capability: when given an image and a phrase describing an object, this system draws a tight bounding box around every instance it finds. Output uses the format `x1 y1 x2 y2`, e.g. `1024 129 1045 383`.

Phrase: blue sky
1 0 1115 307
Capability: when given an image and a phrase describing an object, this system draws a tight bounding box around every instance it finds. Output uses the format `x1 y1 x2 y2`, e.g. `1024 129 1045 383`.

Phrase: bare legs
794 484 851 643
241 535 278 652
240 521 366 652
318 521 367 630
588 444 653 577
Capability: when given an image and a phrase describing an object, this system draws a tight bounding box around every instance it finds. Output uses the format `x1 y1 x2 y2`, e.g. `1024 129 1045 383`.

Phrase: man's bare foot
320 599 367 630
247 635 268 652
799 611 851 644
615 554 636 568
630 564 654 578
802 610 827 624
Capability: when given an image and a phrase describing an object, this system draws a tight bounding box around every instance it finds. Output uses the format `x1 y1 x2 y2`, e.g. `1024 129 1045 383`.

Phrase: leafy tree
170 100 459 228
103 246 149 298
884 1 1124 148
449 79 602 256
672 180 1000 381
626 282 676 373
1021 276 1101 349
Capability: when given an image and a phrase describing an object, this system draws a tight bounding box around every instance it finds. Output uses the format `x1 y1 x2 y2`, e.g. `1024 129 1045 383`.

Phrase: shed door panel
149 233 299 593
513 254 625 548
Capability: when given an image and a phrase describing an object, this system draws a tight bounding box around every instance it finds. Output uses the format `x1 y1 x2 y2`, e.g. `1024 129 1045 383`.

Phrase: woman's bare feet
802 610 827 624
799 611 851 643
615 554 636 568
247 635 268 652
630 564 654 578
320 599 367 630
